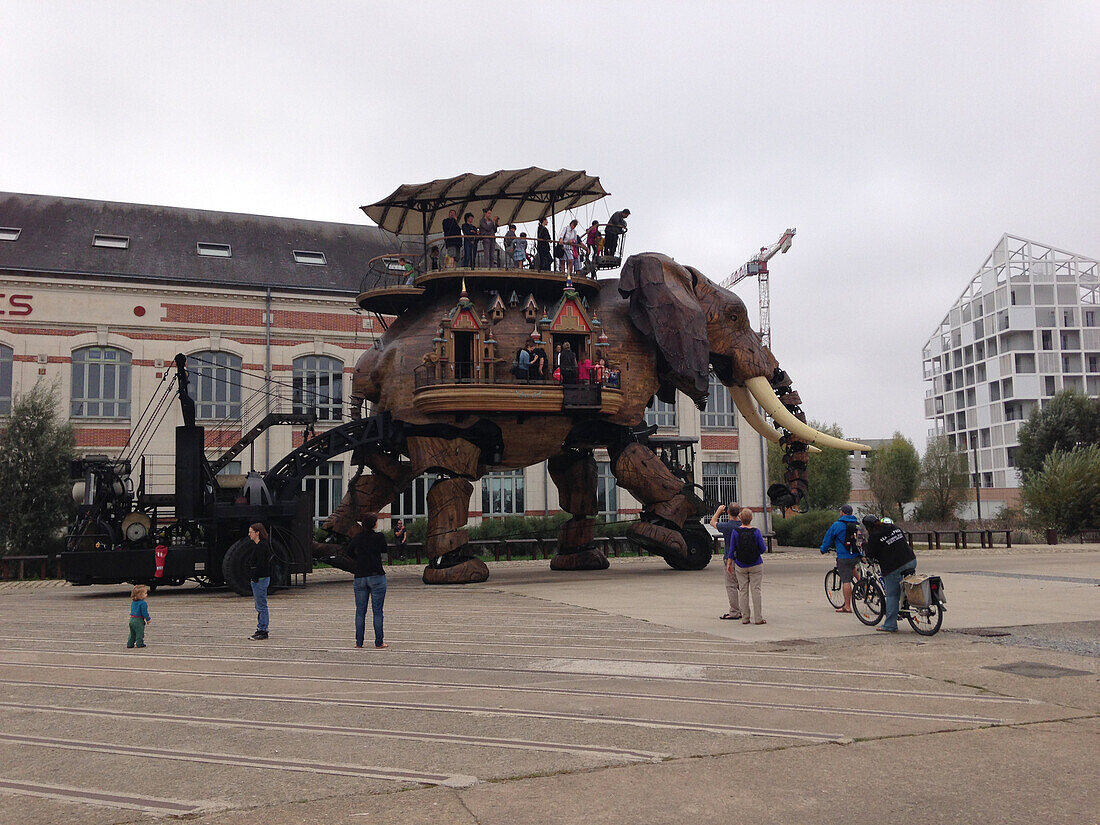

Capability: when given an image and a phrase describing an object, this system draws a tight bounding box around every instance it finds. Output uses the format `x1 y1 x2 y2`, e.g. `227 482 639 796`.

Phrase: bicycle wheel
852 579 885 626
824 567 845 608
906 603 944 636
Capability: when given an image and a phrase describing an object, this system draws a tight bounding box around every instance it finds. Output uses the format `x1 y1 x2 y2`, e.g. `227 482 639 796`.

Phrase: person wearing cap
861 515 917 633
711 503 742 620
820 504 862 613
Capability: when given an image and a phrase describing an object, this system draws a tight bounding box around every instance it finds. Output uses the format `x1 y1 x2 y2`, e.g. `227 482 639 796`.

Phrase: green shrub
772 509 839 548
1022 446 1100 535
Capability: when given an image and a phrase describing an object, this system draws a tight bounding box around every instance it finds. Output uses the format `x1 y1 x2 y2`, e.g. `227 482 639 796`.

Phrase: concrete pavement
0 547 1095 824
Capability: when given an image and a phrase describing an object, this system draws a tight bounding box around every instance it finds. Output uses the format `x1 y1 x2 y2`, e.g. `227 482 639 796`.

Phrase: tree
915 436 969 522
1021 446 1100 536
863 432 920 520
768 420 852 511
0 381 76 555
1015 389 1100 478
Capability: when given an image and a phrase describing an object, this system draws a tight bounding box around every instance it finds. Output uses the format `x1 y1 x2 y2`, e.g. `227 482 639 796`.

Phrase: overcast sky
3 1 1097 448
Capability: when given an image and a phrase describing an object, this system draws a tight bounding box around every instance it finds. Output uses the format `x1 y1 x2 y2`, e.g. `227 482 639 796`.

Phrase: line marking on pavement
0 678 1006 726
0 655 1031 702
0 638 906 677
0 625 824 659
946 570 1100 586
0 699 668 762
0 733 478 788
0 777 217 816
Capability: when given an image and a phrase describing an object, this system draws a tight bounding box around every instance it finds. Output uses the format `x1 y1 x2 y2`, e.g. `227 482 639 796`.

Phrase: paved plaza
0 547 1097 824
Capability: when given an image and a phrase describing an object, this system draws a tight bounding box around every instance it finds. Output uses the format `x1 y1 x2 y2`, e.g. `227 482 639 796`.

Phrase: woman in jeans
346 513 389 649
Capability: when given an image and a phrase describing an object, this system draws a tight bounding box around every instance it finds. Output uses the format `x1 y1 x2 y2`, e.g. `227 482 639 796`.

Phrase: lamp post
969 438 982 522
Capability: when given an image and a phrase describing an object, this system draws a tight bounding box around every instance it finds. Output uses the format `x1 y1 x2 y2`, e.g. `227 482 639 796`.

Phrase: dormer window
93 233 130 249
197 242 232 258
293 250 327 266
0 227 20 241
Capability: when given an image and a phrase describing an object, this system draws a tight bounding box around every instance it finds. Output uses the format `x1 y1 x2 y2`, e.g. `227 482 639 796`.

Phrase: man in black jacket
536 217 552 271
604 208 630 257
862 516 917 633
442 209 461 267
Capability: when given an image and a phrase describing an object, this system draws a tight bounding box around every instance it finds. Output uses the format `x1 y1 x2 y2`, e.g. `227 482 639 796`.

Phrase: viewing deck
412 364 623 416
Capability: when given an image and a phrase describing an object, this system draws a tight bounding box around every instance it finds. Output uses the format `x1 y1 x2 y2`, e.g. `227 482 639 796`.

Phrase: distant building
921 234 1099 516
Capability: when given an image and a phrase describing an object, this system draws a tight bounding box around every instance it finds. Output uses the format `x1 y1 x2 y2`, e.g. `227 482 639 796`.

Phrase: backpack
842 521 861 554
734 527 761 565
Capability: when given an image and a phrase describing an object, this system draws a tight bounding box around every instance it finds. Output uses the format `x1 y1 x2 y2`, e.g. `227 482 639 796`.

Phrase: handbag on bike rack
903 574 945 607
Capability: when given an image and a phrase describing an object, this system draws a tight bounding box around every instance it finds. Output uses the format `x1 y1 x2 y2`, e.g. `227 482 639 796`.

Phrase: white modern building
922 234 1099 509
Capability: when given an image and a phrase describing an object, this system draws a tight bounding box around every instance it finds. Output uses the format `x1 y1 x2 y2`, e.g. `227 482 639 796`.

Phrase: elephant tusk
727 386 821 453
745 377 870 452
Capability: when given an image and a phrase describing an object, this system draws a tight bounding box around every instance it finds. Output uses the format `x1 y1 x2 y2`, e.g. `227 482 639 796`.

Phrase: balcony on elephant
411 362 622 415
357 250 599 319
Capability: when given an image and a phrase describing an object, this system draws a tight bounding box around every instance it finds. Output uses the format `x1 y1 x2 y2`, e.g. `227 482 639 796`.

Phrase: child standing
127 584 151 648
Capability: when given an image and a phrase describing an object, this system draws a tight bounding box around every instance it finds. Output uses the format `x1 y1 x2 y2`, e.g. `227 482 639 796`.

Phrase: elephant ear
619 253 710 407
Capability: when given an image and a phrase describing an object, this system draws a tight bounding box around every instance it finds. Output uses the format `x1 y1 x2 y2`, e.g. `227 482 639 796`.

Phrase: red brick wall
75 428 131 448
701 434 739 450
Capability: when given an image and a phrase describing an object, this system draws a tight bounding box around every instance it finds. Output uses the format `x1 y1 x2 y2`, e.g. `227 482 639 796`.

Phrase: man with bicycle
861 515 917 633
820 505 862 613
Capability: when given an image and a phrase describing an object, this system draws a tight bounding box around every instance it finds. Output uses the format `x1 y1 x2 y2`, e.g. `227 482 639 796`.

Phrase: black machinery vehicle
62 353 394 595
640 433 714 570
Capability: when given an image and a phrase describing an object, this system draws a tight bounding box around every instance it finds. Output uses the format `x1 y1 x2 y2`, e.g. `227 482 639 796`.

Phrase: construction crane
722 228 796 349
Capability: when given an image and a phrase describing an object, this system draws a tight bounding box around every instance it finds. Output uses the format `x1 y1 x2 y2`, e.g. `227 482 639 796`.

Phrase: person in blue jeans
346 513 389 649
862 515 917 632
247 523 272 641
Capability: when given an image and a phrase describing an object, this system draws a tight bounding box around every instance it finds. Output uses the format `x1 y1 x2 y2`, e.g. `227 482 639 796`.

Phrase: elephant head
618 252 867 453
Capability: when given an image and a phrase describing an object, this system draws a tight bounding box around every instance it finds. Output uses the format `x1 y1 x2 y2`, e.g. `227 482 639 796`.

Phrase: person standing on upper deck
537 217 552 271
442 209 462 268
604 208 630 257
479 209 498 267
461 213 479 268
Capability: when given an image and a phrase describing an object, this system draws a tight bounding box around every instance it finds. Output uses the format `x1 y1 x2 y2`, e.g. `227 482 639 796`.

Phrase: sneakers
249 630 269 641
135 643 146 648
876 626 898 633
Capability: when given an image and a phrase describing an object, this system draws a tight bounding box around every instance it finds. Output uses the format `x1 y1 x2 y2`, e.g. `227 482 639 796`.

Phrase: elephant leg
422 477 489 585
612 443 712 570
547 450 608 572
317 466 400 573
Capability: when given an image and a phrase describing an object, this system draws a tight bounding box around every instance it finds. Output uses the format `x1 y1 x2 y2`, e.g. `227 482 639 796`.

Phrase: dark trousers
126 617 145 647
604 231 621 256
354 575 387 647
537 248 552 271
462 240 477 268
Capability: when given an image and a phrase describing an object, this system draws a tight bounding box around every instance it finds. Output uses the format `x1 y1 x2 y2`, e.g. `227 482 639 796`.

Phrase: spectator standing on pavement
247 523 272 641
861 515 917 633
710 503 742 620
731 508 767 624
820 504 862 613
347 513 390 649
126 584 151 648
393 518 408 547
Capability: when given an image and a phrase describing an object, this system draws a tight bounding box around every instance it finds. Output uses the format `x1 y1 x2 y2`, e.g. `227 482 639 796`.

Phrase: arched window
292 355 344 421
0 344 12 415
186 351 242 420
701 372 737 429
644 396 677 429
71 346 131 418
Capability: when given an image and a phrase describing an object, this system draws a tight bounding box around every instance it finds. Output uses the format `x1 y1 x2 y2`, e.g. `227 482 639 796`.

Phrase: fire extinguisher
154 545 168 579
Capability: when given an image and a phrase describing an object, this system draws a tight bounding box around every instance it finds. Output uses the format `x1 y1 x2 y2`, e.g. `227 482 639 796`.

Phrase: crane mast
722 228 796 350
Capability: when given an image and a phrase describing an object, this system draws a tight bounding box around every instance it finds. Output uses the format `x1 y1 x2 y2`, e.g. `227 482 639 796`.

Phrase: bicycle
824 555 876 609
851 560 947 636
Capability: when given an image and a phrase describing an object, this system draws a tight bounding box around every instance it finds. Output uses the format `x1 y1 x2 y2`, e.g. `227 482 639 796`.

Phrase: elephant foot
626 521 688 560
550 548 609 571
422 549 489 585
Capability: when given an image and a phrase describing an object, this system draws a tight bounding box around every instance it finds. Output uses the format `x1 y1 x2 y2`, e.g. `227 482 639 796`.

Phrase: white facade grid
922 234 1099 489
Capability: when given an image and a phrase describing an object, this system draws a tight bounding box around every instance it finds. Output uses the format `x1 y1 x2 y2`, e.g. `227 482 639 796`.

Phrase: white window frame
197 242 232 258
644 396 677 429
482 468 525 517
292 355 344 421
92 233 130 249
187 351 242 420
702 461 738 510
70 346 132 419
303 460 344 528
293 250 327 266
701 372 736 429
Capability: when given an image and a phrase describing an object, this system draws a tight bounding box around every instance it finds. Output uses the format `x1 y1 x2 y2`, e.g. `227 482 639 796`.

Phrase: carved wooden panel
547 452 598 516
613 443 683 504
406 436 481 478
